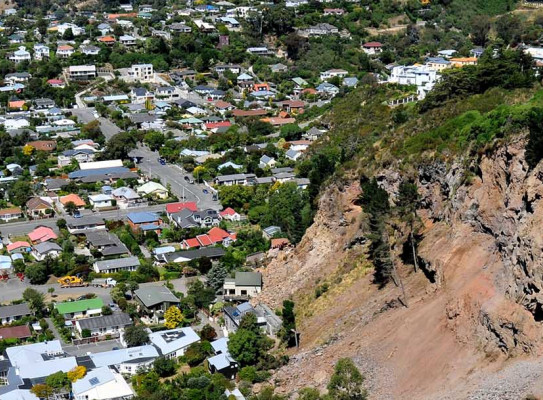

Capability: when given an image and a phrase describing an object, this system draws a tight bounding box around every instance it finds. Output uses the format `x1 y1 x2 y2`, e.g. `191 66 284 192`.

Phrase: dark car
203 189 208 194
158 158 166 165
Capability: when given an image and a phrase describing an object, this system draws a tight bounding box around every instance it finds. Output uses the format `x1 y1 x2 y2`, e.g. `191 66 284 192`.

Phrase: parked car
158 158 166 165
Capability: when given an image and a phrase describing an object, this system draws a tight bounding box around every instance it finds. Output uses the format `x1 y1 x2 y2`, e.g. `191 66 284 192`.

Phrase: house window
241 290 247 295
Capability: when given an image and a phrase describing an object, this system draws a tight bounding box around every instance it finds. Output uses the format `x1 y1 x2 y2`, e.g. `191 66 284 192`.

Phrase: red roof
28 226 58 243
363 41 382 48
197 234 213 247
213 100 233 109
0 325 31 339
219 207 238 216
7 241 30 252
60 194 85 207
205 121 231 130
271 238 290 248
47 79 64 85
166 202 198 214
207 227 230 241
184 238 200 248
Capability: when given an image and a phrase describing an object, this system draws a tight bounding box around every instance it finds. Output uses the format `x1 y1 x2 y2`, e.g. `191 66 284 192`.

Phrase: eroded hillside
256 93 543 398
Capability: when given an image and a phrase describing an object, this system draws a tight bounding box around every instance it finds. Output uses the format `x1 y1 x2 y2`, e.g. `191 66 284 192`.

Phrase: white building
388 65 440 100
33 44 50 60
89 345 159 375
9 46 31 63
75 312 133 337
320 68 348 81
149 327 200 359
68 65 97 81
72 367 134 400
129 64 154 82
89 193 115 209
57 23 85 36
223 271 262 299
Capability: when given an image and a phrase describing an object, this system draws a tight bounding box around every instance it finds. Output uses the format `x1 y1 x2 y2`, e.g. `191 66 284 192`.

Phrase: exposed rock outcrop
259 136 543 399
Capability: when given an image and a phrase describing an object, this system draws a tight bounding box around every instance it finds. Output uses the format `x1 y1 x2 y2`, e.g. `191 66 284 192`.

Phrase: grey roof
66 216 105 228
215 173 255 183
77 312 132 331
0 303 30 319
93 256 140 272
86 231 120 247
68 167 130 179
135 285 180 308
44 178 68 190
128 113 157 124
234 271 262 287
161 247 226 262
34 242 62 254
271 167 294 174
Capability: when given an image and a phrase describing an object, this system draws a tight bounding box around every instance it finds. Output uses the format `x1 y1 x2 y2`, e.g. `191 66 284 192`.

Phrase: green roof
55 298 104 315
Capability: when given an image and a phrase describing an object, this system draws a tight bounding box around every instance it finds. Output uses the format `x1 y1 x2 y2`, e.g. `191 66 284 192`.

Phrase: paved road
131 146 220 210
72 106 220 209
0 204 167 237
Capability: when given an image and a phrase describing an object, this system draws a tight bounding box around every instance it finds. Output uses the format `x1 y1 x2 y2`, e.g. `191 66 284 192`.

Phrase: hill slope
257 84 543 398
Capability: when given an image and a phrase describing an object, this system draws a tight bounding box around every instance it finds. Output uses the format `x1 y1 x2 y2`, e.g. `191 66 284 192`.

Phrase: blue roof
127 212 159 224
69 167 129 179
140 223 161 231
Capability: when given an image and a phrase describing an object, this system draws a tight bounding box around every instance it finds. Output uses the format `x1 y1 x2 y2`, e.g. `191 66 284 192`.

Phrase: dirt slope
258 137 543 399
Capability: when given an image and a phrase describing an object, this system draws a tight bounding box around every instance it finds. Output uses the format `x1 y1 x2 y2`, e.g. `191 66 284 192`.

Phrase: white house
56 45 74 58
9 46 31 63
388 65 440 100
93 256 141 274
149 327 200 358
75 312 133 337
223 271 262 299
120 35 137 46
72 367 134 400
32 242 62 261
89 193 115 209
112 187 143 209
137 181 169 199
33 44 50 60
89 345 159 375
320 68 348 81
129 64 154 82
68 65 97 81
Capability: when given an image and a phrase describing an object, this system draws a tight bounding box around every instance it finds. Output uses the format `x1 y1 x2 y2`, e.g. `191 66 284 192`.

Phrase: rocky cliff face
259 136 543 399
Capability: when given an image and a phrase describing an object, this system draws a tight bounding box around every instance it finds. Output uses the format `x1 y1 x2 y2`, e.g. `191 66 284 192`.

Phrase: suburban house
182 227 237 250
0 303 31 325
129 63 154 82
26 197 53 218
89 345 159 375
57 148 96 167
223 271 263 300
75 312 133 337
219 207 241 221
165 202 198 216
0 207 22 222
223 302 282 335
214 173 256 186
93 256 140 274
207 337 239 379
137 181 169 199
72 366 134 400
55 298 104 320
148 327 200 358
89 193 115 209
28 226 58 244
86 231 129 257
66 216 106 234
126 212 163 233
32 242 62 261
60 194 86 209
6 241 31 254
320 68 348 81
134 285 180 315
112 187 144 209
156 247 226 263
68 65 97 81
362 41 383 55
0 325 32 340
56 44 74 58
